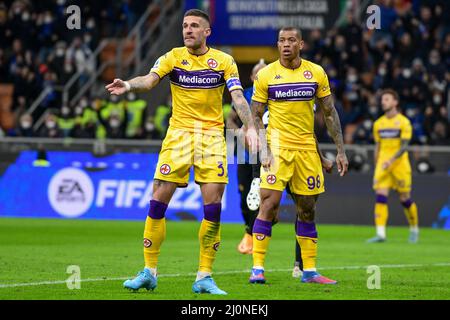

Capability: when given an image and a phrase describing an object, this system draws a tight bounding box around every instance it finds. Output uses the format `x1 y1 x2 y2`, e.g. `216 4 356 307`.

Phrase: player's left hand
336 152 348 177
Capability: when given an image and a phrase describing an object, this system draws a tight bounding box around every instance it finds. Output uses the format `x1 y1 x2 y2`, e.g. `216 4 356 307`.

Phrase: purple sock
401 199 413 209
204 203 221 223
253 219 272 237
376 194 388 204
148 200 168 219
296 221 318 238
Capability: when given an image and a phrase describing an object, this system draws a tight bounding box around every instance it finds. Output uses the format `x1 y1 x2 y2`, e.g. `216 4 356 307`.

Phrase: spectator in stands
15 113 34 137
96 100 128 139
140 115 159 140
124 92 147 139
154 95 172 139
65 37 95 88
38 113 63 138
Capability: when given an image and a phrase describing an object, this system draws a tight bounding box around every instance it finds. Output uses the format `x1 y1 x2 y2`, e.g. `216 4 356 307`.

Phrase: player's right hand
105 79 128 95
261 147 274 172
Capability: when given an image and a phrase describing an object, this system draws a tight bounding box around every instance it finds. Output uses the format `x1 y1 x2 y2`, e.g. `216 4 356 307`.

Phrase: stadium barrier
0 138 448 228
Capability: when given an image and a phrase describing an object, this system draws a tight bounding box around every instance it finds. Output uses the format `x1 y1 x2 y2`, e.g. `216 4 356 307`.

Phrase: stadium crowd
0 0 449 145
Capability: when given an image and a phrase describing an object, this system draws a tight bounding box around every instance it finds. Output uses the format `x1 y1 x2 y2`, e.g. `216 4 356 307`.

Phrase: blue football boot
192 276 227 295
123 268 157 292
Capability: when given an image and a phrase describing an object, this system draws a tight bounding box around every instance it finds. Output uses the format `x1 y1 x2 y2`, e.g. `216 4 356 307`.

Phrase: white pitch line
0 262 449 289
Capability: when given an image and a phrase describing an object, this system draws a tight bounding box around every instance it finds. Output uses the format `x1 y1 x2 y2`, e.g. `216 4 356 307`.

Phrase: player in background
226 59 267 254
368 89 419 243
106 9 258 295
249 27 348 285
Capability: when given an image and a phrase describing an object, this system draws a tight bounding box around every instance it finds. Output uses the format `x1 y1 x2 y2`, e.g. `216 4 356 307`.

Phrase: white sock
145 267 157 277
252 266 264 271
303 268 317 272
196 271 211 281
376 226 386 239
410 225 419 233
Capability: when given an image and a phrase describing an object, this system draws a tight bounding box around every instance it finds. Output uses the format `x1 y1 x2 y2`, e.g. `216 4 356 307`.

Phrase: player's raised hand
336 152 348 177
105 79 129 95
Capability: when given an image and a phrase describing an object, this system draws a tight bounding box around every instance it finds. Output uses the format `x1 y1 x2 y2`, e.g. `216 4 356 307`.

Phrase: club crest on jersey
143 238 152 248
160 164 171 175
266 175 276 184
213 242 220 251
303 70 313 79
207 58 218 68
256 234 266 241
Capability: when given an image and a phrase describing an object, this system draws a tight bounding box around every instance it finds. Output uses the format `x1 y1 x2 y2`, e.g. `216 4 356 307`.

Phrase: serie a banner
185 0 343 45
0 151 295 222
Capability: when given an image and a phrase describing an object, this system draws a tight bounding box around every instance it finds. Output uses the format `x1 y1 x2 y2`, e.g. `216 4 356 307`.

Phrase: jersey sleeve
401 118 413 140
373 121 380 143
150 50 174 78
316 67 332 99
251 70 268 104
224 56 243 92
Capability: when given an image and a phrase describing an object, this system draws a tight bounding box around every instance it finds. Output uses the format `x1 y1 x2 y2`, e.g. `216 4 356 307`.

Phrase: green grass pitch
0 218 449 300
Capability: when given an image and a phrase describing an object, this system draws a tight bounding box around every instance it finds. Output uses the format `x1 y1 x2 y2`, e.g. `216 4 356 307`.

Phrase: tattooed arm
230 90 258 153
382 139 409 169
316 94 349 176
105 72 160 95
230 90 255 129
251 99 273 171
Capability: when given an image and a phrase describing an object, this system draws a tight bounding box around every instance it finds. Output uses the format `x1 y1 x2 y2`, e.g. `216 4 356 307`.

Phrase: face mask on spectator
21 121 32 129
433 95 442 105
44 15 52 24
145 123 155 131
347 91 358 101
87 19 95 29
363 119 372 130
402 69 412 79
75 107 83 116
110 119 120 128
80 99 88 108
56 48 65 57
46 121 56 129
369 105 378 116
84 34 92 43
406 108 416 118
127 93 136 101
22 12 30 21
347 74 358 83
61 107 70 117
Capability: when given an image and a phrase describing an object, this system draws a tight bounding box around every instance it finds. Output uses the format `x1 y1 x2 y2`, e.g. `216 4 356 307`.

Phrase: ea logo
48 168 94 218
207 58 218 68
303 70 313 79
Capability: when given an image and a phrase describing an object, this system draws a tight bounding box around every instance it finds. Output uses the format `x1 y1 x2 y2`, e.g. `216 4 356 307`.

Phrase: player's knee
399 192 410 203
297 208 315 223
260 198 279 220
